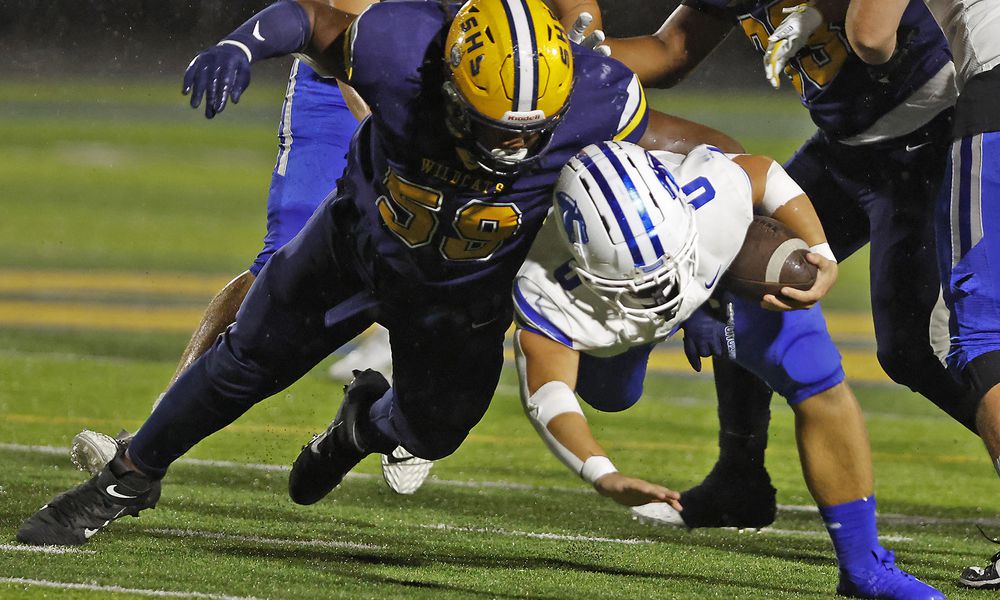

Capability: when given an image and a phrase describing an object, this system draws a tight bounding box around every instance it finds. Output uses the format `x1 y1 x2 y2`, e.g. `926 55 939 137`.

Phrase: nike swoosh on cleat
105 485 139 500
905 142 930 152
704 266 722 289
385 452 415 465
252 21 265 42
84 528 100 538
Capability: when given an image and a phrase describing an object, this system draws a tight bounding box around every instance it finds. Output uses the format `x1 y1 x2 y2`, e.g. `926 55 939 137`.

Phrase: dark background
0 0 767 88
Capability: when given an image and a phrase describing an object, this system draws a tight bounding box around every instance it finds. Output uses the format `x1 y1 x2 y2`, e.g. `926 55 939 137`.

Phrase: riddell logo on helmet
502 110 545 124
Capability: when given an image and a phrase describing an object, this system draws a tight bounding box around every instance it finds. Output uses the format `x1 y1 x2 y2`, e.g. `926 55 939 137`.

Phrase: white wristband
580 455 617 484
809 242 836 263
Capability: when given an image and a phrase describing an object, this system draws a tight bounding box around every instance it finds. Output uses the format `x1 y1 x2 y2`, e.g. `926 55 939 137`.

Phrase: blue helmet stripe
599 143 665 258
577 151 646 266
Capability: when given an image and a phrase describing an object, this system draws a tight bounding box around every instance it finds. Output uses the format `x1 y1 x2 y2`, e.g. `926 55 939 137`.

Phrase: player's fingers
683 337 702 372
595 44 612 57
761 294 793 311
582 30 606 51
569 11 593 44
182 57 199 95
669 498 683 512
188 63 210 109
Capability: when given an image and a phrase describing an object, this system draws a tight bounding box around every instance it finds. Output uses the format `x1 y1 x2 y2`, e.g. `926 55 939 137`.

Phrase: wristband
580 455 617 484
809 242 836 263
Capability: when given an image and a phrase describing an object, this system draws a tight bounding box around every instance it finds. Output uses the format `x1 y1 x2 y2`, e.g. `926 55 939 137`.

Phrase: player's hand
568 12 611 57
763 4 823 89
680 303 736 372
593 472 682 509
762 253 838 310
182 44 252 119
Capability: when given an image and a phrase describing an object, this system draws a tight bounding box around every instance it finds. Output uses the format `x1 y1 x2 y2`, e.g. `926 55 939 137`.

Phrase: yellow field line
0 269 229 296
0 300 204 333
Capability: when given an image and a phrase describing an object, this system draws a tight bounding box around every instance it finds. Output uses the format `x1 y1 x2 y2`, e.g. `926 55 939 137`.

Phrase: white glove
763 4 823 89
568 12 611 57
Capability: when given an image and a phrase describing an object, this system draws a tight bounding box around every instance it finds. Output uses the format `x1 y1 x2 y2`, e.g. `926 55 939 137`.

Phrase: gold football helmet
443 0 574 175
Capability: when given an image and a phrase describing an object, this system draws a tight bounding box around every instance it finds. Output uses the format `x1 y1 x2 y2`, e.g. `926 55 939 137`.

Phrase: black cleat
677 461 777 529
289 369 390 505
17 444 160 546
960 549 1000 589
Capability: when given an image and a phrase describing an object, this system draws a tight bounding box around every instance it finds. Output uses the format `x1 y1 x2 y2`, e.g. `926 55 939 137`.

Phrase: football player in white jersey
846 0 1000 587
514 141 944 599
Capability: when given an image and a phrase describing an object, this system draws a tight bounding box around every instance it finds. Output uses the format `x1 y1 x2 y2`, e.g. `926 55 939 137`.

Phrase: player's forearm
616 6 731 89
639 110 745 155
771 196 828 248
845 0 908 65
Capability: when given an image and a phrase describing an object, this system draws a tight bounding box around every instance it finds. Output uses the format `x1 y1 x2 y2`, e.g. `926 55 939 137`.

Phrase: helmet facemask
574 211 699 323
442 80 568 176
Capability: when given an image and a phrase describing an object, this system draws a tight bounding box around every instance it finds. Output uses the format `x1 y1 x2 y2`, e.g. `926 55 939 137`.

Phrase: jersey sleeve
612 74 649 144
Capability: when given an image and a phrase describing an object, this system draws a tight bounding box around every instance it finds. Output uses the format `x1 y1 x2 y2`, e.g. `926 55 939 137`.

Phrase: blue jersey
683 0 952 139
336 1 648 303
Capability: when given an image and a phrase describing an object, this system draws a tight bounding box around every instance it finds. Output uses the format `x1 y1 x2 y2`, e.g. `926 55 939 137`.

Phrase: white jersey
925 0 1000 88
514 146 753 357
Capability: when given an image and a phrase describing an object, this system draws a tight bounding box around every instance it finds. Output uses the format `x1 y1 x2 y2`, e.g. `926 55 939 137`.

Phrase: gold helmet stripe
500 0 539 113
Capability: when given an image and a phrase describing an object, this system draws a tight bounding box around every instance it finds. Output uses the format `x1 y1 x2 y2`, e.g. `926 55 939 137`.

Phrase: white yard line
0 543 95 555
4 441 993 532
422 523 656 545
0 577 264 600
146 528 381 550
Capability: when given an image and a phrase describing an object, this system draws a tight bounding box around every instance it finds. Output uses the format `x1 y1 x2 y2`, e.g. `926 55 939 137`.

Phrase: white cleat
329 326 393 382
69 430 120 475
631 502 686 527
381 446 433 495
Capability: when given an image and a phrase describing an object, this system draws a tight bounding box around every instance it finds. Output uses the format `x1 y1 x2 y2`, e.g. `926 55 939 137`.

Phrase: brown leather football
722 216 817 298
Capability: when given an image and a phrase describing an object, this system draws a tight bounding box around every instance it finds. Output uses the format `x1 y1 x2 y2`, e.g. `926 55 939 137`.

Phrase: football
722 216 817 299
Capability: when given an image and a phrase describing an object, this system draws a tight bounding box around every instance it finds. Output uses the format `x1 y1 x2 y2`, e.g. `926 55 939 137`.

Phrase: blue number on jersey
554 260 583 291
682 177 716 210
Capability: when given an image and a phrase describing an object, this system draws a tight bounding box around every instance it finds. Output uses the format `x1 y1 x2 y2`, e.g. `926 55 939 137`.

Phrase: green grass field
0 78 995 599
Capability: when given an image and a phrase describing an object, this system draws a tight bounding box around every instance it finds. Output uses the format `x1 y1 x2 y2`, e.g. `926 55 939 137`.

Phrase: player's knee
577 386 641 412
875 342 927 388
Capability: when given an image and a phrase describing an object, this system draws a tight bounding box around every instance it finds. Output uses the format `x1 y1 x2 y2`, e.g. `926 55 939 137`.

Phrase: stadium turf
0 78 994 598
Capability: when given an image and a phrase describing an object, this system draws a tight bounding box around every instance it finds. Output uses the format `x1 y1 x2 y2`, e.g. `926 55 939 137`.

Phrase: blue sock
819 495 882 573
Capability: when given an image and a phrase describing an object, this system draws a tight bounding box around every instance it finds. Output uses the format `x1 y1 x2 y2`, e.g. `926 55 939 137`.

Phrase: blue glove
183 44 252 119
182 1 310 119
680 302 736 372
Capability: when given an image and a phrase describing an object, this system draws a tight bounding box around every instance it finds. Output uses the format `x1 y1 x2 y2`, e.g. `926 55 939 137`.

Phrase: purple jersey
337 1 648 303
683 0 952 139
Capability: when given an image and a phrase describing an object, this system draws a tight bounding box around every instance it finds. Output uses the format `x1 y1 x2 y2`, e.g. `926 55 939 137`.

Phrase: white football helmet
553 141 698 321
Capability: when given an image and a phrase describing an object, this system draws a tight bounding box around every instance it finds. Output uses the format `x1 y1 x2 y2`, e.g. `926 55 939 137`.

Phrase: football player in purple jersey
17 0 745 546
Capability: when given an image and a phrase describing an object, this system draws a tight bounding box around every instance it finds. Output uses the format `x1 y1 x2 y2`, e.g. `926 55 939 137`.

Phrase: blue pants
250 60 354 275
578 298 844 412
936 131 1000 373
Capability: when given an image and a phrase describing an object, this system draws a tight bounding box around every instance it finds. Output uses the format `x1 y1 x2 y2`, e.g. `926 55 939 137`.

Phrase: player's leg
288 293 513 504
853 116 979 431
733 298 943 598
937 132 1000 587
18 195 371 545
70 61 358 473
